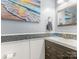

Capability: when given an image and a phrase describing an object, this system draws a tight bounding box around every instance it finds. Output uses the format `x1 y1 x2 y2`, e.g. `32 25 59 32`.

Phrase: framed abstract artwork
1 0 40 23
57 5 77 26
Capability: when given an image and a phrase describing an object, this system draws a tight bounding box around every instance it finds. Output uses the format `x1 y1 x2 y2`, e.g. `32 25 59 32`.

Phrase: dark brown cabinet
45 40 77 59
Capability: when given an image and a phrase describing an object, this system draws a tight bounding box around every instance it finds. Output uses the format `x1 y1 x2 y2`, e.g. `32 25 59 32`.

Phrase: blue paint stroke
9 0 40 14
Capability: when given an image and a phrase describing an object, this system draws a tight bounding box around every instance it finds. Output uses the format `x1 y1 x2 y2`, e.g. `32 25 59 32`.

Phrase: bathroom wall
1 0 76 34
1 0 56 34
1 20 46 34
54 9 77 33
55 26 77 33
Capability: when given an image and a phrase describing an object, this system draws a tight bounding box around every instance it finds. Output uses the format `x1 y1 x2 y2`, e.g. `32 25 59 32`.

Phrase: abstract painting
57 5 77 26
1 0 40 23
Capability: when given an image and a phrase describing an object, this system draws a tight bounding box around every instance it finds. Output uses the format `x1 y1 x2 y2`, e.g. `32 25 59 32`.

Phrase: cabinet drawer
45 52 57 59
45 40 65 53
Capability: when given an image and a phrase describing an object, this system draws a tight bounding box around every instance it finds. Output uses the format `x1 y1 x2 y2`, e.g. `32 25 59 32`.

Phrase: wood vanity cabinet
45 40 77 59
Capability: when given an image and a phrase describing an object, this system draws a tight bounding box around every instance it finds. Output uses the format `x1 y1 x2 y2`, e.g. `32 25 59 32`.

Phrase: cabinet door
30 38 45 59
45 40 58 59
1 40 30 59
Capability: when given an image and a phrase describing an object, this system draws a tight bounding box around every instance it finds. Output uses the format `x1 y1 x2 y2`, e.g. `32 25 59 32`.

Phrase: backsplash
53 33 77 40
1 32 77 43
1 33 53 43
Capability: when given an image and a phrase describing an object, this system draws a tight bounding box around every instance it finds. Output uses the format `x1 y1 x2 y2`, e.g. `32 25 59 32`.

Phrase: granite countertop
44 37 77 51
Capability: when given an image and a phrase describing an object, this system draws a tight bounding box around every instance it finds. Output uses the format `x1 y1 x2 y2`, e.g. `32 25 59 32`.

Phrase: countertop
1 32 76 36
44 37 77 51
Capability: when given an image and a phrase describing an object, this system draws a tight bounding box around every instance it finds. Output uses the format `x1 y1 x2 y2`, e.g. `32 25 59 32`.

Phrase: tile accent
1 33 77 43
53 33 77 40
1 33 53 43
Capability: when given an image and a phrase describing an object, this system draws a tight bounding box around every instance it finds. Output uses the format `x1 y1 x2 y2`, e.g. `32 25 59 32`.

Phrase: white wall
1 20 46 34
55 26 77 33
1 0 56 34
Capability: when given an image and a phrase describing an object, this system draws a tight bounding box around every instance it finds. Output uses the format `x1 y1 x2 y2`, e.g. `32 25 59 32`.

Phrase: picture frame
1 0 40 23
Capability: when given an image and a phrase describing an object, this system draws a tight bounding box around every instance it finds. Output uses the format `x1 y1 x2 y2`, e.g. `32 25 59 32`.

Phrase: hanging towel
46 21 52 31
